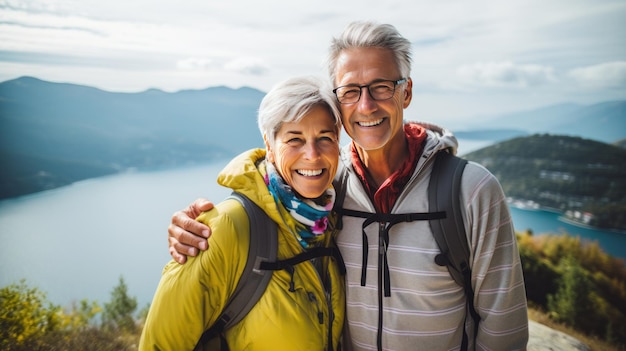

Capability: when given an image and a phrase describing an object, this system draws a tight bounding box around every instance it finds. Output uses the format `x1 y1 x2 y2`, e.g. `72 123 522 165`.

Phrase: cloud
568 61 626 89
456 61 556 88
0 5 107 36
176 57 214 71
412 36 453 47
1 0 624 118
224 57 269 76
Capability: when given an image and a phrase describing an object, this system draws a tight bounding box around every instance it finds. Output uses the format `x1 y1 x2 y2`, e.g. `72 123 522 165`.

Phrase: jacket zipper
325 276 335 351
308 257 335 351
377 221 385 351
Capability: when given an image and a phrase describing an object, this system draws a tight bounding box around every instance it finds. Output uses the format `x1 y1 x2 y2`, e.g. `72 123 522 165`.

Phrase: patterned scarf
265 162 335 249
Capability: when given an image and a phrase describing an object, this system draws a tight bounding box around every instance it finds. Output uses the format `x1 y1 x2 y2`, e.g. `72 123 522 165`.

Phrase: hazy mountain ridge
0 76 266 198
1 76 624 199
458 100 625 144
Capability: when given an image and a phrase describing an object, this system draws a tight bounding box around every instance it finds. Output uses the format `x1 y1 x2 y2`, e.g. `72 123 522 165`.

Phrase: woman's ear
263 134 274 163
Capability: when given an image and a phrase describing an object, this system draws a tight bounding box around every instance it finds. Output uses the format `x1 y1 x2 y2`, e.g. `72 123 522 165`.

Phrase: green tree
547 257 593 329
102 276 138 333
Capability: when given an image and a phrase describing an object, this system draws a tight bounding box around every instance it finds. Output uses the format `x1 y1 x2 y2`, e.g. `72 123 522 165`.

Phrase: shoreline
507 197 625 234
558 216 626 235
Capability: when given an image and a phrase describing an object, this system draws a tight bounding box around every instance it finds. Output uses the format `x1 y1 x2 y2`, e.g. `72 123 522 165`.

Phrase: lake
1 155 624 309
509 206 626 260
0 161 232 309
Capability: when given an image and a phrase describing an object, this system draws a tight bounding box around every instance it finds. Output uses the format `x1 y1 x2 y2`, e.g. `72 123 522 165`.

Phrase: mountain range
1 76 265 198
1 76 625 199
459 100 625 144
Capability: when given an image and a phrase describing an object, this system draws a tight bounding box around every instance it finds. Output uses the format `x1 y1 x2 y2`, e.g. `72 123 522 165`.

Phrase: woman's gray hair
326 21 412 86
258 76 342 146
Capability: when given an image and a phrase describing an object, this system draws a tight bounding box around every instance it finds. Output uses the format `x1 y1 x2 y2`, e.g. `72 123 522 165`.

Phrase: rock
528 321 591 351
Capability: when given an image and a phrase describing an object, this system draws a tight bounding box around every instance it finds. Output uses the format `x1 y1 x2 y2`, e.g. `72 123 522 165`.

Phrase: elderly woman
139 76 345 351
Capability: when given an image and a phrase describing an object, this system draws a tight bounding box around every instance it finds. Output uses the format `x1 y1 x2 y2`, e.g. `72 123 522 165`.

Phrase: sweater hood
409 121 459 156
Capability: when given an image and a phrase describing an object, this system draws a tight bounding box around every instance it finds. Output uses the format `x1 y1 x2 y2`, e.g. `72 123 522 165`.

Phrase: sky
1 0 625 127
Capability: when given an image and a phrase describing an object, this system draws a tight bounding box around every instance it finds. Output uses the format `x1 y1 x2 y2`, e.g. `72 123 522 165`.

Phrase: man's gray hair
258 76 342 146
326 21 413 86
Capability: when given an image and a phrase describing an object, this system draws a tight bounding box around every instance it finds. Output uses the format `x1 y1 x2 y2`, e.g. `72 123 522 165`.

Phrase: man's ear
403 78 413 109
263 134 274 163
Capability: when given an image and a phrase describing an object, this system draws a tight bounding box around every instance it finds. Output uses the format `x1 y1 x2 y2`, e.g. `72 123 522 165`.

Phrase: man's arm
464 165 529 349
168 198 214 264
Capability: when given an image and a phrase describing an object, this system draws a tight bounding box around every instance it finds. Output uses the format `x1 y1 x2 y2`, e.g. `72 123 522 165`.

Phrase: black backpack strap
194 192 277 351
332 165 350 230
428 151 480 350
428 151 469 285
260 247 346 275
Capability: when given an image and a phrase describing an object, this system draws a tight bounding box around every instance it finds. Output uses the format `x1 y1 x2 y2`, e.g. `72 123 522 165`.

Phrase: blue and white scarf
265 162 335 249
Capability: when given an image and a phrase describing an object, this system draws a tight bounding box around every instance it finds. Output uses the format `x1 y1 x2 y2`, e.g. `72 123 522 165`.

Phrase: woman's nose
304 142 321 159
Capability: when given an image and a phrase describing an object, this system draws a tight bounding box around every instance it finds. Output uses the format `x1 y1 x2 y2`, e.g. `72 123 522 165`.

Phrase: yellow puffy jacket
139 149 345 351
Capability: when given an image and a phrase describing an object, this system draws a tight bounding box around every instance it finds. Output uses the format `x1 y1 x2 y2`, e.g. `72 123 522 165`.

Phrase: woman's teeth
297 169 323 176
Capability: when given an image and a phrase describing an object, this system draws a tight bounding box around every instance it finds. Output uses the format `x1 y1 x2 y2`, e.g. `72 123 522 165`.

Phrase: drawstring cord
337 209 445 297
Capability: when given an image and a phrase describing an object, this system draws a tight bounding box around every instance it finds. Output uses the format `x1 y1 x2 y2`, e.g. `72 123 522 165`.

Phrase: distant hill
454 129 528 142
0 76 265 199
464 134 626 230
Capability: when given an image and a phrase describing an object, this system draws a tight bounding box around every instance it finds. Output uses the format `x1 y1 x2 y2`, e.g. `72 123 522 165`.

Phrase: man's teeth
358 119 384 127
297 169 323 176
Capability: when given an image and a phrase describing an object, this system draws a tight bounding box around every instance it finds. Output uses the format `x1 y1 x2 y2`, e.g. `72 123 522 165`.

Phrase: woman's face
265 105 340 199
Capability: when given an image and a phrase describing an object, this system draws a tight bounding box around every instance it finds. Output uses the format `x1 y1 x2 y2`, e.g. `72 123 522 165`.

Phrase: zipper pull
308 291 324 324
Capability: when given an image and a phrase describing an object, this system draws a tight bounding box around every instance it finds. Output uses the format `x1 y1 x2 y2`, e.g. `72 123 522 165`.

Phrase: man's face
333 47 412 152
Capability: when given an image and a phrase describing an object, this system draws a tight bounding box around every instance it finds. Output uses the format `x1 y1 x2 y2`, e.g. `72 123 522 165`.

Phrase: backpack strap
194 192 277 351
428 151 469 286
332 165 350 230
427 150 480 350
259 247 345 274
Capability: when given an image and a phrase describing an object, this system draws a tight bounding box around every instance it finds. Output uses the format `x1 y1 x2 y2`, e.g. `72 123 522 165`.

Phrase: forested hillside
464 134 626 230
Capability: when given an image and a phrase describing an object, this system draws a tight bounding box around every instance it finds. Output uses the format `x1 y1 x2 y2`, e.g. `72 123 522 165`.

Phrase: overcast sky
1 0 625 126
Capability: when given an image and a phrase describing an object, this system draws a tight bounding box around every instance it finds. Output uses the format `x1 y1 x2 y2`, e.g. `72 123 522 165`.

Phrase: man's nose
357 86 377 112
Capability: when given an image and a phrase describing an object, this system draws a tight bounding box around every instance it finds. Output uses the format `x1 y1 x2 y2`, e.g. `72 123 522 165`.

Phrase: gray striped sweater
335 122 528 351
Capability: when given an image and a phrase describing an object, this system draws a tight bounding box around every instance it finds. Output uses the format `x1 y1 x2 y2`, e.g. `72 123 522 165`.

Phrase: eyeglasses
332 78 407 104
